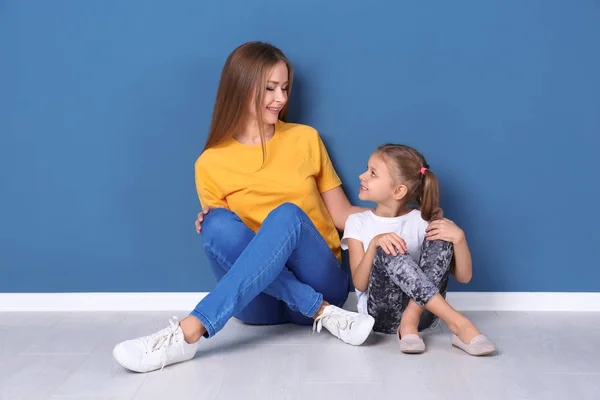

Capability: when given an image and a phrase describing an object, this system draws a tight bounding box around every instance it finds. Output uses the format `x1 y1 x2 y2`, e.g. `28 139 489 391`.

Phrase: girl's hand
195 206 211 233
425 218 465 244
371 233 407 256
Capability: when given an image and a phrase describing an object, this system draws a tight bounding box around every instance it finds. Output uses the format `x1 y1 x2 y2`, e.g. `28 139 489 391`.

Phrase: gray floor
1 311 599 400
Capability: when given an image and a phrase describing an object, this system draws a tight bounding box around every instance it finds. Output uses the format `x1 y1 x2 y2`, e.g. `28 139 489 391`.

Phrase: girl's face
358 152 407 204
248 61 289 126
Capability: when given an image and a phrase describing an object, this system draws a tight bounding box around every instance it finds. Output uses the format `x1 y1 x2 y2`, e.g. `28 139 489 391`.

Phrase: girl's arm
425 219 472 284
347 239 377 292
347 233 408 291
321 187 371 231
450 237 472 284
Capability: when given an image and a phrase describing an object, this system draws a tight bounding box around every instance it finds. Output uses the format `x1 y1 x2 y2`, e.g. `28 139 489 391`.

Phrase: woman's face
249 61 289 125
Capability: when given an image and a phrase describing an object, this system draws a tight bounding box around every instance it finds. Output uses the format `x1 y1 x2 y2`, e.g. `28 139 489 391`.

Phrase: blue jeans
191 203 349 338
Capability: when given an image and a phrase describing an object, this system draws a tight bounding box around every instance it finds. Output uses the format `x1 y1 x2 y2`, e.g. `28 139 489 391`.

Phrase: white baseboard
0 293 209 312
445 292 600 312
0 292 599 312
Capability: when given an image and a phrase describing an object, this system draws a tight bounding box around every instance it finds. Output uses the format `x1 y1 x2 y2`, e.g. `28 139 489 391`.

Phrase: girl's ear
393 184 408 201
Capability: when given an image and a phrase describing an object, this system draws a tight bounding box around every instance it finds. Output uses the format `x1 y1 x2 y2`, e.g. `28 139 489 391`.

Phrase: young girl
342 144 496 356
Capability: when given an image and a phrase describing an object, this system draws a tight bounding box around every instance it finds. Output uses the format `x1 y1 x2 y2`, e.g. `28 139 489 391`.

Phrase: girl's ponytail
418 166 443 222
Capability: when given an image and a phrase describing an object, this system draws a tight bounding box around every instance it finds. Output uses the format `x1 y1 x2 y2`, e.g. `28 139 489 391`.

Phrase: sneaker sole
112 346 152 373
113 343 198 373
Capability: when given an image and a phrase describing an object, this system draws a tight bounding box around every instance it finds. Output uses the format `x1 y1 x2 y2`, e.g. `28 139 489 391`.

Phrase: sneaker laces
312 309 354 337
142 316 185 370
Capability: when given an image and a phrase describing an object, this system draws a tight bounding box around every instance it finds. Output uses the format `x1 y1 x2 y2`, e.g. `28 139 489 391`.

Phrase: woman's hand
195 206 211 233
370 233 407 256
425 218 465 244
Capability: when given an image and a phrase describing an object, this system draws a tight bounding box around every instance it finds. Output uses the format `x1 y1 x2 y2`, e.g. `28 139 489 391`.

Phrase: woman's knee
265 202 304 223
201 208 245 248
201 207 232 235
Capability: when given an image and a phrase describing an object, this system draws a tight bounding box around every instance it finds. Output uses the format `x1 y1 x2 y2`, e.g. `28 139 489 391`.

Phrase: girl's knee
375 247 413 264
422 238 453 254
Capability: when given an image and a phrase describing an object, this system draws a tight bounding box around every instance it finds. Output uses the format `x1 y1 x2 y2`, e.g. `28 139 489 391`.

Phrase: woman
113 41 375 373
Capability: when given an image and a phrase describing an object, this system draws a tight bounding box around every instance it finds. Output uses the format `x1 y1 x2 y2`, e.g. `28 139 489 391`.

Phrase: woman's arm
425 219 472 284
321 186 370 231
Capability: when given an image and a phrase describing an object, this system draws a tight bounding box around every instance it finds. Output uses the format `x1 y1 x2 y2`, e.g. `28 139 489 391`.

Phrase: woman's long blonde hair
203 41 294 162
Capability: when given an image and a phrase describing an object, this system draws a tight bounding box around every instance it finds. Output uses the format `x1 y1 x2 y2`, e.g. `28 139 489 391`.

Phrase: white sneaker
113 317 198 373
313 305 374 346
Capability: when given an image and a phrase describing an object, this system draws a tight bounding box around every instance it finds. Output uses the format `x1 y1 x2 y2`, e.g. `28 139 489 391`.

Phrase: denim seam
215 233 296 322
305 291 324 317
205 243 304 312
295 216 345 274
295 219 344 311
202 209 344 328
193 245 236 333
293 216 346 308
215 215 329 321
204 244 232 274
190 308 216 337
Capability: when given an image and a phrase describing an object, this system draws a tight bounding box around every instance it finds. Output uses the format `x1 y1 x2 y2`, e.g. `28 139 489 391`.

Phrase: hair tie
420 167 428 175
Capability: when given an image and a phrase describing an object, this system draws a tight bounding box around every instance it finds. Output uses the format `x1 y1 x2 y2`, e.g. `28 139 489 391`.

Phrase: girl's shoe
451 334 496 356
399 333 426 354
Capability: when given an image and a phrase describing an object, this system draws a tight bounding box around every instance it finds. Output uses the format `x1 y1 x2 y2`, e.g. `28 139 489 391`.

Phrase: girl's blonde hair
376 144 443 221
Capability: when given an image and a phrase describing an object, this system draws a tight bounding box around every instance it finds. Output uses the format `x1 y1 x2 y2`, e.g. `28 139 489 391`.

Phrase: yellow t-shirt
195 121 342 260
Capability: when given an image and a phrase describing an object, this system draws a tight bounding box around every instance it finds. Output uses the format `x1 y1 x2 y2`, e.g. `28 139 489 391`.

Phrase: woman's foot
451 334 496 356
113 317 198 373
313 305 374 346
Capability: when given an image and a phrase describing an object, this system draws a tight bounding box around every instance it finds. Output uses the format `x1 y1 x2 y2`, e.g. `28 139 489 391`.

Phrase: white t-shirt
341 209 429 315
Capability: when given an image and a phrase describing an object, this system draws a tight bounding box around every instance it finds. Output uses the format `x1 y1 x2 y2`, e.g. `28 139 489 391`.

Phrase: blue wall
1 0 599 293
